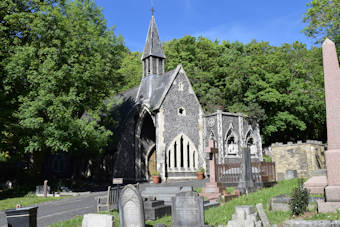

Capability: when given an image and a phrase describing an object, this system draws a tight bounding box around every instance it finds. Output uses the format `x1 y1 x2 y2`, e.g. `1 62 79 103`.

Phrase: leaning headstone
0 211 8 227
82 214 114 227
227 205 262 227
256 203 270 227
119 184 145 227
171 191 205 227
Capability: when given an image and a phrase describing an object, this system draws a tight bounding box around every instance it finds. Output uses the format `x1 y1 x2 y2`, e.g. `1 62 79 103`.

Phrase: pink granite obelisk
318 38 340 212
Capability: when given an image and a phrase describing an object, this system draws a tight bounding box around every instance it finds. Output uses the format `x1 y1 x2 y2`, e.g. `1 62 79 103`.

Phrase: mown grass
0 192 64 211
204 179 299 225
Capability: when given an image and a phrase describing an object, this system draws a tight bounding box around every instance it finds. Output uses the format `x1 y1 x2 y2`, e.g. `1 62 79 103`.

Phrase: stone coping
271 140 323 147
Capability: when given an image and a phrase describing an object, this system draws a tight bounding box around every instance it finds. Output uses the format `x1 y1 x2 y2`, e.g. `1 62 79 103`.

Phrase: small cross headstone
119 184 145 227
171 191 204 227
0 211 8 227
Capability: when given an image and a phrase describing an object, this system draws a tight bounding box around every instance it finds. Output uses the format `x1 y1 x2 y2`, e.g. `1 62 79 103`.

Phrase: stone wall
271 140 325 181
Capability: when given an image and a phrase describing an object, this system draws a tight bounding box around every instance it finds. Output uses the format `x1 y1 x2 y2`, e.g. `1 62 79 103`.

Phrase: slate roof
141 16 166 60
136 68 175 108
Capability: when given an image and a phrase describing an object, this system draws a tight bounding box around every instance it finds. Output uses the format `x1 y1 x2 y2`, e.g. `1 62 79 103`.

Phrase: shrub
288 179 310 216
197 168 205 173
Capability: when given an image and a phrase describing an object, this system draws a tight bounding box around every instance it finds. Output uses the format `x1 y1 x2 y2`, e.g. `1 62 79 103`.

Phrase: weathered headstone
201 140 223 200
82 214 114 227
119 184 145 227
237 147 255 194
0 211 8 227
36 185 50 195
318 38 340 213
171 191 205 227
256 203 270 227
227 205 262 227
285 170 297 180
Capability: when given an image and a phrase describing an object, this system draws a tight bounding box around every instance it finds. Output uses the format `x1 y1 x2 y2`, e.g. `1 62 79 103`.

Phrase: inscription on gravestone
171 191 204 227
119 184 145 227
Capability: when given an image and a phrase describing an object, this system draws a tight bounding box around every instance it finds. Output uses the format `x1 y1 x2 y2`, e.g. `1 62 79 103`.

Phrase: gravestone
237 147 255 194
318 38 340 213
201 140 224 200
119 184 145 227
256 203 270 227
35 185 50 195
226 205 262 227
171 191 206 227
82 214 114 227
0 211 8 227
285 170 297 180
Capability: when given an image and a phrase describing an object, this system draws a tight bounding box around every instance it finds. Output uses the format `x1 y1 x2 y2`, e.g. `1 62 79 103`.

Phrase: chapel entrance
138 111 156 180
147 145 157 181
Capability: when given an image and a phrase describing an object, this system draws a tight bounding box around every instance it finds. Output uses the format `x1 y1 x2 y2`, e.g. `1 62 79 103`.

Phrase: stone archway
135 108 156 180
146 144 156 181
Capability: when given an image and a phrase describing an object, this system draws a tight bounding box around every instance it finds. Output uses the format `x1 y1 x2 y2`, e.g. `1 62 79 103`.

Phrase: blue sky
94 0 315 52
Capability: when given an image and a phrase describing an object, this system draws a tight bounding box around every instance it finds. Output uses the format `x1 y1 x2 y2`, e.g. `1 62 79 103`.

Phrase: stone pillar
170 147 175 168
322 38 340 203
183 143 188 168
189 149 194 169
176 143 180 168
43 180 48 198
238 147 255 194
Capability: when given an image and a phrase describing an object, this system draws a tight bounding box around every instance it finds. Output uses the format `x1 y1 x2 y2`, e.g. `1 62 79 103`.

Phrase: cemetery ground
50 178 340 227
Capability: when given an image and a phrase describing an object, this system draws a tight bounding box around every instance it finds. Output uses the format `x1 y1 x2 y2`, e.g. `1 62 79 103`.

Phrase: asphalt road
37 191 105 227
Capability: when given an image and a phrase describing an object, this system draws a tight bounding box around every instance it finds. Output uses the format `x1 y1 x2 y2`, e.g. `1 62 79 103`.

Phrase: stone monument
119 184 145 227
225 205 263 227
82 214 114 227
237 147 255 194
201 140 223 200
317 38 340 213
171 191 207 227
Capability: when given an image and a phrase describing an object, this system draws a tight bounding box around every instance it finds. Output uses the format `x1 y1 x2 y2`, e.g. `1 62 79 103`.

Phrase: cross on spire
150 7 155 15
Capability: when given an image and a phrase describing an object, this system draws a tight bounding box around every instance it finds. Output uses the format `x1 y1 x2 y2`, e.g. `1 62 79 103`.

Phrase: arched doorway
136 109 156 180
146 144 156 181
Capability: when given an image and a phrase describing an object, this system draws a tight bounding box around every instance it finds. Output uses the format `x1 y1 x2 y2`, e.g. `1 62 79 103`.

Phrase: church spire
142 15 166 77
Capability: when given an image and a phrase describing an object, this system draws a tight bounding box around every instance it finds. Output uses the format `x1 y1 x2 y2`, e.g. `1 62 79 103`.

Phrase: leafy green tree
2 0 126 156
118 51 142 91
303 0 340 53
163 36 325 145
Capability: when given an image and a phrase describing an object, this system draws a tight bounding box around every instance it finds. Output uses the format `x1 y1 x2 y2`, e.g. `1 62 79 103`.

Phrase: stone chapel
110 16 263 182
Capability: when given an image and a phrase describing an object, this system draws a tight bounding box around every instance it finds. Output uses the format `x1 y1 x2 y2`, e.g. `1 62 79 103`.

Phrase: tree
162 36 325 145
1 0 126 157
303 0 340 52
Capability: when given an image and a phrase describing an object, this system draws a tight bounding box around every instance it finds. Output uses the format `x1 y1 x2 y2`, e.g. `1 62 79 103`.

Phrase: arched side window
224 125 239 158
167 134 198 171
245 129 257 157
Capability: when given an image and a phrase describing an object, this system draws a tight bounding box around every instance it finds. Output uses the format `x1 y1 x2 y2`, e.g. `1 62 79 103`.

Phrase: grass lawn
0 193 64 211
